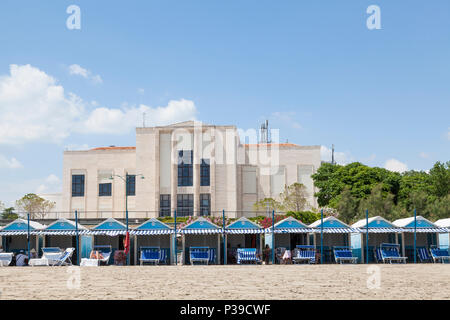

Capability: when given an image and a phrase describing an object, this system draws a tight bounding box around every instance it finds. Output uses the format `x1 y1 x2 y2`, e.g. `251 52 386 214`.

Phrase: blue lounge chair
159 248 169 264
293 245 316 264
417 247 432 263
208 248 217 264
236 248 261 264
379 243 407 264
333 246 358 264
189 247 210 265
140 247 160 265
374 248 383 263
91 245 112 265
54 248 75 266
430 248 450 264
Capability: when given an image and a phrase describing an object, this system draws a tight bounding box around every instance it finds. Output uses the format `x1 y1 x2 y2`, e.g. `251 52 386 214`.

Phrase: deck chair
374 248 383 263
208 248 217 264
90 245 112 265
237 248 261 264
293 245 316 264
189 247 210 265
159 248 169 264
0 253 13 266
140 247 160 265
430 248 450 264
333 246 358 264
380 243 407 264
54 248 74 266
42 247 63 265
417 247 432 263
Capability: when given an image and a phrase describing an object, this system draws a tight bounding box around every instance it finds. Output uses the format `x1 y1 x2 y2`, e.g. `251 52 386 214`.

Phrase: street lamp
109 172 145 265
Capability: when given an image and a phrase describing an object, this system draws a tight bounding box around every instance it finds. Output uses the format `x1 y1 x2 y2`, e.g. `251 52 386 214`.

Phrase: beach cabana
435 218 450 251
0 218 46 255
131 218 174 265
90 218 129 265
225 217 264 264
351 216 403 263
264 217 315 264
309 217 358 263
393 216 448 262
41 218 89 264
179 217 221 265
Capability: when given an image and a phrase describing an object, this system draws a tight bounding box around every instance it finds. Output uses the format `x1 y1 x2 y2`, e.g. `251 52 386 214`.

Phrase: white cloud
320 145 353 164
384 159 408 173
64 143 90 151
68 64 103 84
271 111 302 129
36 174 61 194
419 152 429 159
0 64 198 144
0 154 22 168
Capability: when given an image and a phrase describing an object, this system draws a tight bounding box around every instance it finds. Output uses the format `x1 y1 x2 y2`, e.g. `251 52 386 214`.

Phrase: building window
178 150 193 187
160 194 171 217
200 159 210 186
177 194 193 216
200 194 210 216
99 183 112 197
72 174 85 197
126 175 136 196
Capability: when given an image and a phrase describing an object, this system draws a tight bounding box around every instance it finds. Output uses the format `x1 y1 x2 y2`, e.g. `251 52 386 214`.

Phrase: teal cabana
309 217 358 263
393 216 448 262
90 218 129 265
179 217 222 265
131 218 174 265
0 218 46 254
225 217 264 264
41 218 89 264
435 219 450 250
265 217 315 263
351 216 403 263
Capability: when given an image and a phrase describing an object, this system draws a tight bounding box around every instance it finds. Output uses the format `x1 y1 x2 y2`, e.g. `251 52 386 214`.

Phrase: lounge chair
189 247 210 265
41 247 63 265
54 248 75 266
90 245 112 265
430 248 450 264
236 248 261 264
159 248 169 264
417 247 432 263
140 247 160 265
379 243 407 264
293 245 316 264
374 248 383 263
0 253 13 267
333 246 358 264
208 248 217 264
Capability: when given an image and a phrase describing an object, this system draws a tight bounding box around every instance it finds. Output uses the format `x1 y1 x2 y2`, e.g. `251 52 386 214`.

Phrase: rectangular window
126 175 136 196
200 159 210 186
98 183 112 197
160 194 171 217
72 174 85 197
177 194 193 216
178 150 193 187
200 194 210 216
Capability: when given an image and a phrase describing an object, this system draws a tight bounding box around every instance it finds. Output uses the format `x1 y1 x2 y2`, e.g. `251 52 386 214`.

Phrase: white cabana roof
393 216 448 233
180 217 222 234
435 218 450 228
131 218 174 235
309 216 358 233
45 218 88 230
226 217 264 234
0 218 46 235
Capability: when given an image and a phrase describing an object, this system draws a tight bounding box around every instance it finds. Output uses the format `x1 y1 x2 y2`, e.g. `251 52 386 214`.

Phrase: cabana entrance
225 217 264 264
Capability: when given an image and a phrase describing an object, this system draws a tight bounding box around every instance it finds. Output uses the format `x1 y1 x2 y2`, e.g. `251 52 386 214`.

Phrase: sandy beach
0 264 449 300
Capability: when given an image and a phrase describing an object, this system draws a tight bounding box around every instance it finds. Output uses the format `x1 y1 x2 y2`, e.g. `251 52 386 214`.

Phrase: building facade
61 121 321 219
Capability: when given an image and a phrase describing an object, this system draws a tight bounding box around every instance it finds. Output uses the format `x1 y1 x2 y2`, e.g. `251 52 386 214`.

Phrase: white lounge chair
0 253 13 267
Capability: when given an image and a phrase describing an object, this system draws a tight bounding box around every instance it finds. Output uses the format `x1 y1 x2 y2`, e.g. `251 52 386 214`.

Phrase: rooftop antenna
331 144 335 165
259 120 271 144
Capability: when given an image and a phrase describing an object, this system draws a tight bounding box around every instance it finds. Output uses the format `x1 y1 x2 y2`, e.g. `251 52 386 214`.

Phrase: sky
0 0 449 207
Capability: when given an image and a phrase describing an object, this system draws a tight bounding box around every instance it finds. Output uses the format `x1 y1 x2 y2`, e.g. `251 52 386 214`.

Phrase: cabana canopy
0 218 46 236
434 218 450 229
393 216 448 233
309 216 358 233
41 218 89 235
180 217 222 234
131 218 174 235
266 216 315 233
352 216 403 233
91 218 127 236
226 217 264 234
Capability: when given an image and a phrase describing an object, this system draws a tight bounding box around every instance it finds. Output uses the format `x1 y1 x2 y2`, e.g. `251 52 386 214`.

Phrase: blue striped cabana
225 217 264 264
435 219 450 250
309 217 358 263
90 218 128 264
131 218 174 265
265 217 315 263
393 216 448 261
0 218 46 254
180 217 221 265
351 216 403 263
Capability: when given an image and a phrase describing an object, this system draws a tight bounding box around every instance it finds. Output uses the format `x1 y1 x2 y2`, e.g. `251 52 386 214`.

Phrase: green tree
358 183 397 221
278 183 309 212
15 193 55 219
335 187 360 224
285 211 320 224
253 198 281 212
426 194 450 221
428 161 450 198
1 207 18 220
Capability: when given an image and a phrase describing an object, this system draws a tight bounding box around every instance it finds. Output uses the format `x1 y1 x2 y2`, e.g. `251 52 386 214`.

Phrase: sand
0 265 449 300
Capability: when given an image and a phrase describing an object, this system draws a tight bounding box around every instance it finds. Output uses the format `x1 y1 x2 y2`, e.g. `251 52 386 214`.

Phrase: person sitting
263 244 271 264
15 250 29 266
30 248 38 259
282 249 292 264
90 250 104 260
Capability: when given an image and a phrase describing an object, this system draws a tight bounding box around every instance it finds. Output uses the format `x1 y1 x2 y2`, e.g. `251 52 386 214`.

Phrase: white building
61 121 321 219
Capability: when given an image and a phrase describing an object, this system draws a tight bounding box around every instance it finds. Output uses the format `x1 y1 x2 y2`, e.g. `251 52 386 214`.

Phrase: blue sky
0 0 449 206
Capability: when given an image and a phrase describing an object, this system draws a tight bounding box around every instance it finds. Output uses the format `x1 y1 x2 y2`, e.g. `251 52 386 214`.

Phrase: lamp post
109 172 145 265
